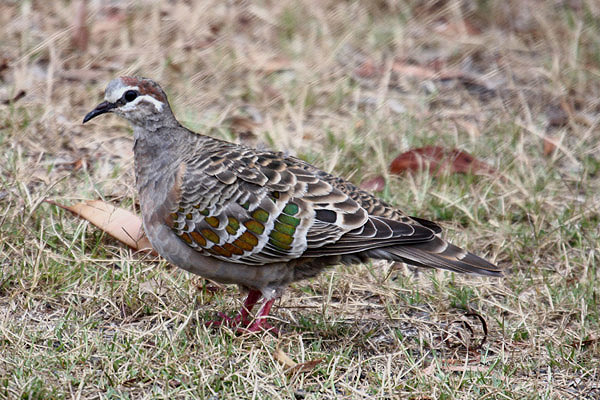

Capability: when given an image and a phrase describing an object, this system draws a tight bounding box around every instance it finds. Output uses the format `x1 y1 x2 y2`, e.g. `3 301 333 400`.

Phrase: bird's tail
366 236 502 277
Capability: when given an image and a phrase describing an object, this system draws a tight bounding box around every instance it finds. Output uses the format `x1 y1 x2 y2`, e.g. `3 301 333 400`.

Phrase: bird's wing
164 142 435 265
301 161 502 276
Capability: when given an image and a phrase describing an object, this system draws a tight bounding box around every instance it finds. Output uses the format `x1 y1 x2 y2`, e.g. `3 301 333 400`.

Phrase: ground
0 0 599 399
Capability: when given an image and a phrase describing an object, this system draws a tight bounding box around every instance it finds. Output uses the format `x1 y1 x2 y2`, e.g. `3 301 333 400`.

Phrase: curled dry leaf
46 199 155 254
273 348 324 375
359 175 385 192
444 312 488 350
273 347 297 369
289 357 325 374
389 146 498 177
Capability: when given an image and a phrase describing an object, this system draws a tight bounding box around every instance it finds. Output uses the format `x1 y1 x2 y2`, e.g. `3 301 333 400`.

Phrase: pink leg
245 298 278 334
206 289 262 328
237 290 262 325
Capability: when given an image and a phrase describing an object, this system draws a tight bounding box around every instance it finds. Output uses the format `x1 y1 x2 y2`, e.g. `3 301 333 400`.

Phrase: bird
83 76 502 333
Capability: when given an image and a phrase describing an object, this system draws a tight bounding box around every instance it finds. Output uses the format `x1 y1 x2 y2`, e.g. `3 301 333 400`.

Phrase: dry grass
1 0 599 398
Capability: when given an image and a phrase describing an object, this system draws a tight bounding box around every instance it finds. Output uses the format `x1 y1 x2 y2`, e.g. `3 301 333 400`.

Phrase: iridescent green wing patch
283 202 299 215
251 208 269 223
201 229 220 244
244 220 265 235
226 217 240 235
278 213 300 227
205 216 220 228
269 231 293 250
273 220 295 236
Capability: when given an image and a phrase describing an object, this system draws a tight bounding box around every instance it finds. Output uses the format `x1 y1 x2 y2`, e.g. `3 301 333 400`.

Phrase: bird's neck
132 124 185 192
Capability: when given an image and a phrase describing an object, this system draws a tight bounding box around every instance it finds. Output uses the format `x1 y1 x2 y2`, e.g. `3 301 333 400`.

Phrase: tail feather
366 236 502 277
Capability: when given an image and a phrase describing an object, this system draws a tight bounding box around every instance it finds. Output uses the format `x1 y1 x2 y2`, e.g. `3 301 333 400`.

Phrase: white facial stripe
106 85 165 113
105 85 139 102
120 94 164 113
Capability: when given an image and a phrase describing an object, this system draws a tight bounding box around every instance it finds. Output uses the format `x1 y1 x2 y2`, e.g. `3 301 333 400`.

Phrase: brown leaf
273 348 324 375
46 199 155 254
71 158 87 171
359 175 385 192
389 146 498 177
543 136 558 156
289 357 325 374
71 0 89 52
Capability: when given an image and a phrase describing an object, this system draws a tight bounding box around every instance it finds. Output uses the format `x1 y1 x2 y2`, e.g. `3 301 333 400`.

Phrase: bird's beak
83 101 117 123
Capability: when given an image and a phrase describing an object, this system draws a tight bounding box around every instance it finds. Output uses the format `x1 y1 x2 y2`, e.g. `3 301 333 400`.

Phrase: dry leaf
359 175 385 192
46 199 155 254
389 146 498 177
273 348 297 369
543 136 558 156
289 357 325 374
273 348 324 375
71 158 88 171
71 0 89 52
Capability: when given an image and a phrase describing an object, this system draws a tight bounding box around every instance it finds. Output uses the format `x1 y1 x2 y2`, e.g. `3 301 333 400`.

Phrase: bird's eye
124 90 138 102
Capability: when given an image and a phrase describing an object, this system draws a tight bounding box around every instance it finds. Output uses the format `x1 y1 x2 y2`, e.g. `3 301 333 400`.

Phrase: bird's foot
205 312 248 328
205 313 279 335
206 297 279 335
240 317 279 335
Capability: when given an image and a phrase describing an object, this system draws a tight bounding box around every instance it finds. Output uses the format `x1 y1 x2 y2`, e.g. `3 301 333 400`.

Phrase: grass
1 0 600 398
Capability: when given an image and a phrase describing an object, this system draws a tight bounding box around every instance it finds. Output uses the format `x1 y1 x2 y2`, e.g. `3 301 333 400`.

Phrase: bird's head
83 76 173 127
